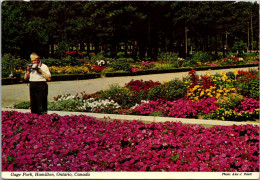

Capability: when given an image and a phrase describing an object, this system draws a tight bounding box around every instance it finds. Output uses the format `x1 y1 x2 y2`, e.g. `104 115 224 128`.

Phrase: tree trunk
138 40 146 59
50 44 54 57
222 35 225 57
124 41 128 57
94 42 99 54
214 36 218 56
80 42 85 52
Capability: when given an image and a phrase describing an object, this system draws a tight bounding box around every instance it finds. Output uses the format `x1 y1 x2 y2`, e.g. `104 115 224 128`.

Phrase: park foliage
2 1 259 60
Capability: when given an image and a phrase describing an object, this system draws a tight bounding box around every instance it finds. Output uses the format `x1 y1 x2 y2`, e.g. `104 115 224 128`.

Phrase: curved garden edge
2 64 259 85
2 108 259 128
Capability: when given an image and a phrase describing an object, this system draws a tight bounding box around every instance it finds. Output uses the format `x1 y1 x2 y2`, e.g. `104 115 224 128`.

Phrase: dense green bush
217 94 244 110
14 101 30 109
147 80 187 101
240 52 258 58
182 57 198 67
55 41 69 58
89 52 106 64
237 79 259 99
2 54 29 74
147 85 162 100
232 41 247 54
41 58 67 67
48 99 84 111
163 80 187 100
157 52 178 64
191 52 213 63
98 84 140 109
110 58 133 72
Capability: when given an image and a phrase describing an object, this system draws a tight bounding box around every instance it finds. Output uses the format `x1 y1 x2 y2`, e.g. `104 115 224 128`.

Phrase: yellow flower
220 71 226 76
200 91 204 97
206 71 211 76
233 70 238 76
216 94 221 99
207 89 212 92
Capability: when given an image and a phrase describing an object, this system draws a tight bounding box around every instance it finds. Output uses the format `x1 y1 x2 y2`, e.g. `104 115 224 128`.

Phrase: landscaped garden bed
14 69 260 122
2 52 259 84
2 110 259 171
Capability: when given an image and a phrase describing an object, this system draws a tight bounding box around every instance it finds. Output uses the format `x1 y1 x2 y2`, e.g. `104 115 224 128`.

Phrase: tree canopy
1 1 259 59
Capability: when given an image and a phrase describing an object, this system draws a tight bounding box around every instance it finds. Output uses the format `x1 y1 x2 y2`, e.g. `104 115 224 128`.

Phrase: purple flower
1 111 259 172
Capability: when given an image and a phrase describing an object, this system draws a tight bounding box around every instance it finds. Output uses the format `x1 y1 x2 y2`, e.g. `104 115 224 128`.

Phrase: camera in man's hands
27 63 39 71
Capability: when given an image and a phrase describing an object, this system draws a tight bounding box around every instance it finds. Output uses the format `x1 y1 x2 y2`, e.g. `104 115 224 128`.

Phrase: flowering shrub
81 98 121 113
131 67 143 72
237 69 259 81
2 111 259 171
48 99 84 112
131 98 219 118
217 94 244 110
147 80 188 101
96 60 106 67
51 94 121 114
65 50 77 56
139 61 155 69
236 69 259 99
91 64 106 73
125 80 161 93
235 98 259 114
205 98 259 121
186 70 239 100
207 63 219 67
49 65 90 74
205 108 243 121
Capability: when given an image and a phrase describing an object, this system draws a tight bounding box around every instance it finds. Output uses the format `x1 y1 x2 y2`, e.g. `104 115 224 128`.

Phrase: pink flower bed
235 98 259 114
131 67 143 72
2 111 259 172
131 98 219 118
125 80 161 93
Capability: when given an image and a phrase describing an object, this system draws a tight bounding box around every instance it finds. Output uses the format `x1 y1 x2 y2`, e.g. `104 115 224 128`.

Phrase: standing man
24 53 51 115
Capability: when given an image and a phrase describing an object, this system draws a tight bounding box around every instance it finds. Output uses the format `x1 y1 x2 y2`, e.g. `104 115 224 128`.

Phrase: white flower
97 60 105 66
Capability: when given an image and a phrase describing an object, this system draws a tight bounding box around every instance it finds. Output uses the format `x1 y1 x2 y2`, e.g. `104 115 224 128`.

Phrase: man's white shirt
29 63 51 82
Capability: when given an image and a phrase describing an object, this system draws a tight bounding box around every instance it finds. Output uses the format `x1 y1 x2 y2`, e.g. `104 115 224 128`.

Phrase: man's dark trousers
29 82 48 115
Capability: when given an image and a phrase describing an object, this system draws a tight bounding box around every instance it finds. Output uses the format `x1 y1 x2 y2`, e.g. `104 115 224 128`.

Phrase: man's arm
38 68 51 81
24 66 31 80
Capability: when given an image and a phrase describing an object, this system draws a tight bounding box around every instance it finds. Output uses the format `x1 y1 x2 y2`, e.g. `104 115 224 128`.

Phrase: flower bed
14 69 259 121
3 50 259 82
2 111 259 172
